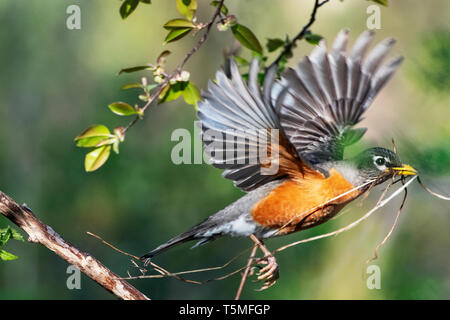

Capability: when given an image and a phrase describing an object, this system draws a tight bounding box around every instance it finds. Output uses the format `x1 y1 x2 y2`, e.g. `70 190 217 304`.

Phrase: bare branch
0 190 149 300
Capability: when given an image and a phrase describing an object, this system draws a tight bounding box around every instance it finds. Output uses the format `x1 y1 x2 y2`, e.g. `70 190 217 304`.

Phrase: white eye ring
373 156 388 170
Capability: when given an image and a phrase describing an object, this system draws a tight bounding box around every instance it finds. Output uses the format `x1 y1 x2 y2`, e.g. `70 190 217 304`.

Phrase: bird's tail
140 218 215 261
140 232 196 260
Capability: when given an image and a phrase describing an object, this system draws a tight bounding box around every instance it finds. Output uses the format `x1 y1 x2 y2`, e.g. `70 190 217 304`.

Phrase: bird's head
354 147 417 183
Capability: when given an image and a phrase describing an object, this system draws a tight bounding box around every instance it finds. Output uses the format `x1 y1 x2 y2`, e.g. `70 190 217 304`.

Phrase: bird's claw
255 254 279 290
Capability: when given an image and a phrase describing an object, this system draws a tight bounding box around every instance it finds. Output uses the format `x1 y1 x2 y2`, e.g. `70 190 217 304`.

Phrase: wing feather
198 60 307 191
197 29 403 190
277 29 403 164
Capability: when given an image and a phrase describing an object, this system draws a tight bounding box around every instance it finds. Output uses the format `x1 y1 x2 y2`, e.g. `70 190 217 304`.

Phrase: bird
141 29 417 288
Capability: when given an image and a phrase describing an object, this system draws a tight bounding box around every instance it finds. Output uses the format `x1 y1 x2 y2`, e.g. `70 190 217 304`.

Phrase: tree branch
124 0 225 133
268 0 329 70
0 190 149 300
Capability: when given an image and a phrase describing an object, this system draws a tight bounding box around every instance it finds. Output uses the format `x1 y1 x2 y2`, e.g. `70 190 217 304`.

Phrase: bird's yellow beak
388 164 418 176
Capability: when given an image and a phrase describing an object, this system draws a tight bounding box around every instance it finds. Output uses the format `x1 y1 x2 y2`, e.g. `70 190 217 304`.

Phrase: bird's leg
249 234 279 290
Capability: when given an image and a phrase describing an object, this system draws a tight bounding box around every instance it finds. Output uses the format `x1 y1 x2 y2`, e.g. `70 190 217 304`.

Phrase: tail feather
141 232 197 260
140 218 218 260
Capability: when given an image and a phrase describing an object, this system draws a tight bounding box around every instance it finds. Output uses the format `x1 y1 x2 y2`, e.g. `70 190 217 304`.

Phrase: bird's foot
255 253 279 290
249 234 279 290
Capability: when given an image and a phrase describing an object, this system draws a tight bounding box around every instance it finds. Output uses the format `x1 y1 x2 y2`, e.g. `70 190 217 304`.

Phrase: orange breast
251 168 361 230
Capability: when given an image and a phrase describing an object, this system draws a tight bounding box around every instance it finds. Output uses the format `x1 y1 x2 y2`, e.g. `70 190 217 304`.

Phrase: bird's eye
375 157 386 166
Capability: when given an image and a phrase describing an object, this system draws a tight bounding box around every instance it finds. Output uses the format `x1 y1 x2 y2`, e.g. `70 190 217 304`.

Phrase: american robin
141 29 417 286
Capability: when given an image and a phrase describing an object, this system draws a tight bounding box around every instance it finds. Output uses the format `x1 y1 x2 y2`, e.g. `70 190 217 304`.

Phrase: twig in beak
366 179 408 263
392 138 397 155
274 176 417 254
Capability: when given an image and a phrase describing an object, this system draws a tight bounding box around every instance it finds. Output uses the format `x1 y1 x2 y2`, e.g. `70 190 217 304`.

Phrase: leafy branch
267 0 330 72
76 0 264 172
75 0 388 172
75 0 225 172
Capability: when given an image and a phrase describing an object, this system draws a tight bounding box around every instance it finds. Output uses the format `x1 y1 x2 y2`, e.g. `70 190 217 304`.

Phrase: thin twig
87 231 141 260
177 0 225 72
124 0 225 133
417 176 450 200
87 229 245 285
86 231 171 278
235 244 258 300
0 192 149 300
118 245 254 284
391 138 397 155
88 227 260 286
274 177 379 236
268 0 329 70
274 176 417 254
376 177 395 206
366 180 408 264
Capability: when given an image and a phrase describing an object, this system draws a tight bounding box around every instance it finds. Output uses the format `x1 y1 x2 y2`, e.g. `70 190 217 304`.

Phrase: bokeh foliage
0 0 449 299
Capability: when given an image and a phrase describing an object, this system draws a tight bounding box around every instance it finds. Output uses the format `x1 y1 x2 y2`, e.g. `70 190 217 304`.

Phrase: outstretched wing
197 60 308 192
277 29 403 165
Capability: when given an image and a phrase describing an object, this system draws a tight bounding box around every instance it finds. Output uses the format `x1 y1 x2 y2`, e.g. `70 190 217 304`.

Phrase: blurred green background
0 0 449 299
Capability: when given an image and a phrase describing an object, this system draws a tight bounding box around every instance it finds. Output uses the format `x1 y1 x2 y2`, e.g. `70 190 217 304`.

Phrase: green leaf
277 55 289 74
121 83 143 90
210 1 228 15
231 24 263 54
93 137 117 148
164 28 192 44
1 227 23 244
9 228 23 242
75 137 111 148
140 0 151 3
75 125 113 148
234 56 250 66
138 94 149 101
163 19 195 29
113 141 120 155
0 226 22 261
181 82 202 107
369 0 388 6
159 82 188 103
341 128 367 146
266 38 285 52
85 145 112 172
159 86 182 103
156 50 171 65
0 250 18 261
158 81 201 107
120 0 140 19
118 65 154 75
75 125 111 140
305 33 323 45
176 0 197 21
108 102 138 116
0 228 11 246
146 84 159 91
242 72 265 86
